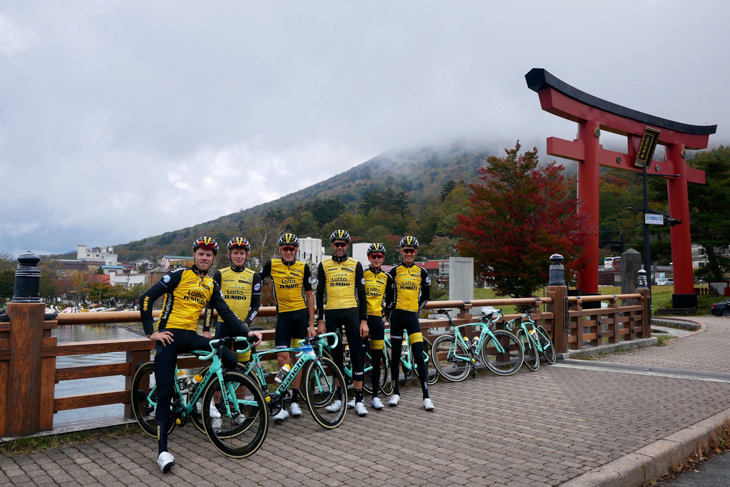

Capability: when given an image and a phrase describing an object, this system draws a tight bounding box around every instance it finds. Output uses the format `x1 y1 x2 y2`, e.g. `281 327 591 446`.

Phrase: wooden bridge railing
0 253 650 437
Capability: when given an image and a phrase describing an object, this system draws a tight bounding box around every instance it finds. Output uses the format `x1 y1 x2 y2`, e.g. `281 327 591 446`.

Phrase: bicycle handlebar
197 336 252 361
306 330 340 350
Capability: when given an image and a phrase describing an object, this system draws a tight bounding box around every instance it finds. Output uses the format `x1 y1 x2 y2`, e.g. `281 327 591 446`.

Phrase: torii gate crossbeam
525 69 717 308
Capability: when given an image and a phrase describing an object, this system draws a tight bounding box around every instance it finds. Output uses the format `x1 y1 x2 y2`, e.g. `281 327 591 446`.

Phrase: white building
297 237 325 265
110 272 147 288
352 242 371 268
77 245 118 265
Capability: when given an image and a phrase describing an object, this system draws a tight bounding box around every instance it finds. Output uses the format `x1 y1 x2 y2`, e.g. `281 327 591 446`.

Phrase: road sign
645 214 664 225
634 127 661 168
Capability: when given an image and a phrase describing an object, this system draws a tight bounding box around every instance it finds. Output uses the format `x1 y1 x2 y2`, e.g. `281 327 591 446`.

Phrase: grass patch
653 334 673 347
1 423 142 457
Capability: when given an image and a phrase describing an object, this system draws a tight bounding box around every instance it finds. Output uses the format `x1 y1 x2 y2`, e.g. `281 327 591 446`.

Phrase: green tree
454 142 591 299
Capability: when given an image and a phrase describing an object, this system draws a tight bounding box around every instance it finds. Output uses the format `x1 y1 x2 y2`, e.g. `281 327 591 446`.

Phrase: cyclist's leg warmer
368 315 384 397
153 329 188 454
324 310 345 377
390 311 408 395
343 308 363 383
404 312 430 399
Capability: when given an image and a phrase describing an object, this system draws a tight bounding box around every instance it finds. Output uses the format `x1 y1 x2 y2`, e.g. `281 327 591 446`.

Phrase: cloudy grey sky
1 1 728 257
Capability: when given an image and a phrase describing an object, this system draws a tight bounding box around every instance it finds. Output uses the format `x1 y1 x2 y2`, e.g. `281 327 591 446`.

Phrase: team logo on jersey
425 276 431 284
361 278 365 285
223 278 235 283
162 275 170 283
254 283 261 291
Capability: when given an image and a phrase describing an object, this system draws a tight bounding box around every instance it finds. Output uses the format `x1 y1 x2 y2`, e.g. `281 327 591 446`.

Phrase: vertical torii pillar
526 69 715 308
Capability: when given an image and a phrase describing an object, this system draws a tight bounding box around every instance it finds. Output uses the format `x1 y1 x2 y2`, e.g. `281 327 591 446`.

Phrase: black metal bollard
12 251 41 303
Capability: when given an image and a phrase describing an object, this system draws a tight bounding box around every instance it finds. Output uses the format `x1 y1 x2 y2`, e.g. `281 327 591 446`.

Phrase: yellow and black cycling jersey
363 266 394 317
140 265 249 337
260 258 312 313
389 263 430 313
204 266 261 331
316 256 366 320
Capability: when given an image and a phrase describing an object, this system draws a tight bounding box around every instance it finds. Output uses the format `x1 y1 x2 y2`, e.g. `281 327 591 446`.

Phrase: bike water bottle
188 373 203 393
274 364 291 384
473 337 480 349
177 370 188 402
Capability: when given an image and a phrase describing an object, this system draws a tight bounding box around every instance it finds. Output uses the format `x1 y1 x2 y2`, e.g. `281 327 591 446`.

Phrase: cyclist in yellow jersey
316 230 368 416
360 243 394 410
203 238 261 359
140 237 262 473
387 236 434 411
259 233 315 422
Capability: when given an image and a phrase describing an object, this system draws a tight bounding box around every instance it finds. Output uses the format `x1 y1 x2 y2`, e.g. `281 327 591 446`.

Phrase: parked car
656 278 667 286
711 299 730 317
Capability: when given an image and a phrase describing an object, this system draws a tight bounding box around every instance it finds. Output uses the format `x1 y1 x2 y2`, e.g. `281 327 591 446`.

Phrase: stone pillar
620 248 642 305
448 257 474 302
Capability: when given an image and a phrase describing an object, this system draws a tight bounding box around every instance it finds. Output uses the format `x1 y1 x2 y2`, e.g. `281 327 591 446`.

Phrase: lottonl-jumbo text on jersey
363 267 394 316
260 259 312 313
205 266 261 329
316 257 367 320
389 263 430 312
139 266 249 336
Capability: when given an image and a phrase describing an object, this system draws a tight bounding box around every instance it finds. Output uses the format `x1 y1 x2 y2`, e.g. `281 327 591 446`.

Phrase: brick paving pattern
1 317 729 486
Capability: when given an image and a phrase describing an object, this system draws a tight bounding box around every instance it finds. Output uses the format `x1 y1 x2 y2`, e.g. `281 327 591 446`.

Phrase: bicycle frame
383 329 430 373
505 311 546 353
244 332 339 404
441 309 511 361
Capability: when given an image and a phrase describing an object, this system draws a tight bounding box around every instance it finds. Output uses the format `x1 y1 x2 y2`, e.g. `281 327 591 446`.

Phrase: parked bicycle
131 337 269 458
381 325 439 394
432 309 524 381
505 308 556 371
316 335 390 396
243 331 348 429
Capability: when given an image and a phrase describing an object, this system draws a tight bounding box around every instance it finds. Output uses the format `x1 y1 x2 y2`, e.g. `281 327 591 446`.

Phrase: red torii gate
525 69 717 308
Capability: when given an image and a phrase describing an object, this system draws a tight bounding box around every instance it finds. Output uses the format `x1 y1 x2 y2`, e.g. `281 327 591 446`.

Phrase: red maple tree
454 142 591 298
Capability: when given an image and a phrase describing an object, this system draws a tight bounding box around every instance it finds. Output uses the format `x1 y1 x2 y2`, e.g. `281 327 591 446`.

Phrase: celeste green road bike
505 308 556 371
432 309 524 381
131 337 269 458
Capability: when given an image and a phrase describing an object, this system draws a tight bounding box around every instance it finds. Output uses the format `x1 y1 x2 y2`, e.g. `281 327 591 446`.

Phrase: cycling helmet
399 236 419 249
366 243 387 256
193 236 219 255
227 237 250 252
277 233 299 247
330 229 351 243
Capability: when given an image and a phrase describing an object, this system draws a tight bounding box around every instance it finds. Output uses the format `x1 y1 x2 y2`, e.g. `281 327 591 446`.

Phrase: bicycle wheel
481 330 524 376
432 335 471 382
303 356 347 429
202 371 269 458
362 348 388 395
516 329 539 371
413 339 439 385
537 326 557 364
130 361 175 438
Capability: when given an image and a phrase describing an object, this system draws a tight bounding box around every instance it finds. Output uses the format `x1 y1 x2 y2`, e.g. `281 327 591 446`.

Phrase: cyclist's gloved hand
248 330 262 347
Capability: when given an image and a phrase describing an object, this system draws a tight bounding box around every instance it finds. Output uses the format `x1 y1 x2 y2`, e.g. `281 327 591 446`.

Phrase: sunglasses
369 253 384 259
332 242 348 248
401 248 416 254
280 246 297 252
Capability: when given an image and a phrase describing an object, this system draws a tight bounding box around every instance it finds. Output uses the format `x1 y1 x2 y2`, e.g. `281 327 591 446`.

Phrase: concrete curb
560 401 730 486
0 417 135 444
559 337 657 360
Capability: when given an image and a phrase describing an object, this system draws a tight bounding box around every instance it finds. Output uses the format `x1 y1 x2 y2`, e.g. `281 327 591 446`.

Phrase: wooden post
125 350 151 419
546 254 568 354
6 302 46 436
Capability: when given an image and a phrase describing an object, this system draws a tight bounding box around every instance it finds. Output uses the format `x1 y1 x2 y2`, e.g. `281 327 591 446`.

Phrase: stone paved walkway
1 317 729 486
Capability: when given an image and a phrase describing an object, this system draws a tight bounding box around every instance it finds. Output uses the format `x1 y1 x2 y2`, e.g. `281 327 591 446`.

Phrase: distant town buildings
77 245 118 265
160 255 194 270
297 237 325 265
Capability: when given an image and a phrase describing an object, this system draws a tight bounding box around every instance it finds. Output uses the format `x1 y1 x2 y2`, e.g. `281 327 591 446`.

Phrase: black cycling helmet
330 229 351 243
399 236 419 249
277 233 299 247
227 237 250 252
193 236 219 255
367 243 387 256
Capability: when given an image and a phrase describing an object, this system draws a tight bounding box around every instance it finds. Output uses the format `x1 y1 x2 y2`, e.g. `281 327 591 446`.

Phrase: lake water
53 324 144 425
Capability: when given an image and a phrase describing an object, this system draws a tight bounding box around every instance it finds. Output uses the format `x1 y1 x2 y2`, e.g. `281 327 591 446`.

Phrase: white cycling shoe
388 394 400 407
290 402 302 417
324 400 342 412
196 399 221 419
157 452 175 473
423 398 435 411
273 408 289 423
370 397 384 410
347 399 356 409
354 402 368 416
